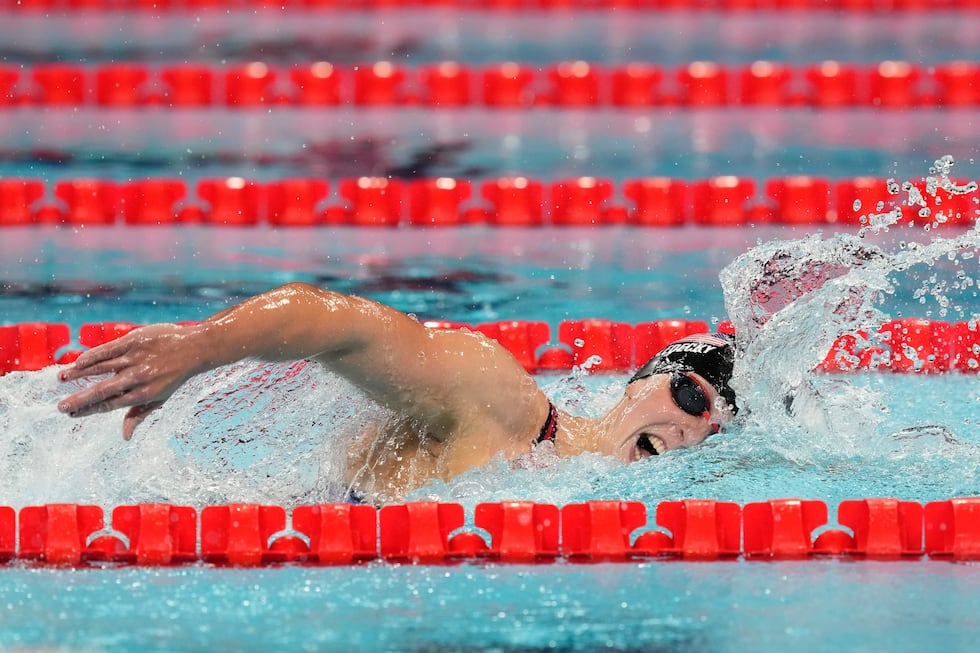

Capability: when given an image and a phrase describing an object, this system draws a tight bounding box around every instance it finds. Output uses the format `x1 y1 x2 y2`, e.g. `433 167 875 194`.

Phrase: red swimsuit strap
534 401 559 445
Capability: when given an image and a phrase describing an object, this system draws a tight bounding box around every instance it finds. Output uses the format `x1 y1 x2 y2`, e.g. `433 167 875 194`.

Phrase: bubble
581 355 604 371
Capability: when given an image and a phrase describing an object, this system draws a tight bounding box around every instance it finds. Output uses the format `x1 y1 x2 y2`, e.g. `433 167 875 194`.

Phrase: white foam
720 156 980 452
0 361 382 508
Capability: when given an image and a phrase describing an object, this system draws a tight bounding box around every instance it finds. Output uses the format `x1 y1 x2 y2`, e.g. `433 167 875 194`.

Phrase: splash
0 362 383 508
720 155 980 457
421 157 980 507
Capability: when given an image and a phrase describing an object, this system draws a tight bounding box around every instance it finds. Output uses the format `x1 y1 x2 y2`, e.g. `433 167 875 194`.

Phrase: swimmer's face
598 373 732 463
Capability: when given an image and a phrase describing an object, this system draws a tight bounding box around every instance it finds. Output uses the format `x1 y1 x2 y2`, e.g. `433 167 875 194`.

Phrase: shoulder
424 326 551 440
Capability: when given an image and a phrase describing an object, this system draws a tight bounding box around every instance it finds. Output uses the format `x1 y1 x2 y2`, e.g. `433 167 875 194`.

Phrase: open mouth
636 433 666 457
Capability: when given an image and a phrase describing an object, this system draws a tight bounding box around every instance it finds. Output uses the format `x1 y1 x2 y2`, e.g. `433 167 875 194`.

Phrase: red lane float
2 175 977 227
650 499 741 559
820 319 980 374
0 179 44 225
622 177 686 225
19 504 105 565
3 61 979 109
266 179 331 226
3 319 978 375
925 498 980 560
291 504 378 564
335 177 403 226
474 320 551 372
379 501 466 563
562 501 650 561
2 499 978 566
408 178 473 226
201 504 290 566
952 321 980 373
745 498 927 559
0 323 72 373
108 504 198 565
481 177 545 225
692 176 757 225
551 177 618 225
475 501 560 562
121 179 189 225
0 507 14 563
811 499 924 558
547 319 634 372
744 499 830 558
766 176 831 224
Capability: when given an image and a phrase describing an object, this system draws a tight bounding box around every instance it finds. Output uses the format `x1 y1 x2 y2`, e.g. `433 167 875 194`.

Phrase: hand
57 323 206 440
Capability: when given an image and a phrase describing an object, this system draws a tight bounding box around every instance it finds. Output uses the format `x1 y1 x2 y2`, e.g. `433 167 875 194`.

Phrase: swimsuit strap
534 401 559 445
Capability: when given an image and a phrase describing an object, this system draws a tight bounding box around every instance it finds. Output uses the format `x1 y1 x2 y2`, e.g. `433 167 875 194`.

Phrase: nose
660 424 689 450
682 418 716 447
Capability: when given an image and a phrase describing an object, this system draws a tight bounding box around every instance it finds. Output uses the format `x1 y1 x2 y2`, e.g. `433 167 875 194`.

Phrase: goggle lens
670 373 711 418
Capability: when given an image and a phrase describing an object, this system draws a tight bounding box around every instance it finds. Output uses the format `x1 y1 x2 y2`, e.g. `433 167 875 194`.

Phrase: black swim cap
629 332 738 414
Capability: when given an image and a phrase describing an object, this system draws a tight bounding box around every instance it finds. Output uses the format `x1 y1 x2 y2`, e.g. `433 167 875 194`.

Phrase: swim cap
629 332 738 413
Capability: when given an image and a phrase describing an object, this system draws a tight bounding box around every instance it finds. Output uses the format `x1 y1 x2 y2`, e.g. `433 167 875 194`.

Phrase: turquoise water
3 108 972 182
1 224 969 329
0 225 738 328
1 562 978 653
2 6 980 653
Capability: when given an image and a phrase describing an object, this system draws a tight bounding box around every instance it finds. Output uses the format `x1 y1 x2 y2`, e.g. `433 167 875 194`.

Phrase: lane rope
1 175 977 226
3 318 978 375
3 498 979 566
2 60 977 109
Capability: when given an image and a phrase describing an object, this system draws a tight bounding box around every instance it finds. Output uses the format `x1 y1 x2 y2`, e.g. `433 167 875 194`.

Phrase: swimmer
56 282 738 502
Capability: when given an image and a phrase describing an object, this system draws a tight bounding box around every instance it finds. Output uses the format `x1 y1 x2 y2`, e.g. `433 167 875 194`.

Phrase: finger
122 402 162 441
58 352 142 382
58 372 140 416
59 358 131 383
67 337 135 374
63 392 141 419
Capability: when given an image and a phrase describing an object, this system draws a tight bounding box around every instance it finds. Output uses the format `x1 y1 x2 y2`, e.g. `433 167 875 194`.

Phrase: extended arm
58 282 543 442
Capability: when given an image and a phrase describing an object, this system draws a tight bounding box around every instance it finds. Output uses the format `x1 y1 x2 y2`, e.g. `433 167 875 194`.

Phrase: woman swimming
56 282 737 502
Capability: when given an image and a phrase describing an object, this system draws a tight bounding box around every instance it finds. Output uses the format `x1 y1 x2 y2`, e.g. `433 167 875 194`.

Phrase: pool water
0 225 738 327
4 107 975 183
2 3 980 653
1 561 978 653
1 224 971 329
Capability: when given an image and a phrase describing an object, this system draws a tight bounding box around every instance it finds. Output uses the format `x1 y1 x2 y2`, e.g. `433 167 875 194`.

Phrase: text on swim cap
660 342 719 356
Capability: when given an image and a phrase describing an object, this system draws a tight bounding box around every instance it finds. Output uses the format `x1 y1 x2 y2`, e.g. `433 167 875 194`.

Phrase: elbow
277 281 321 297
271 281 335 309
271 282 358 330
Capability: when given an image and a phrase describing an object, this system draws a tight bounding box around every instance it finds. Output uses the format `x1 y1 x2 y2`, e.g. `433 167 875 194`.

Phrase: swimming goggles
670 372 712 421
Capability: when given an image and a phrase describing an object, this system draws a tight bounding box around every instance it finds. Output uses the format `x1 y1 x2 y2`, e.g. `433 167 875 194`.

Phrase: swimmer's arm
58 282 544 440
236 283 545 438
58 282 404 422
